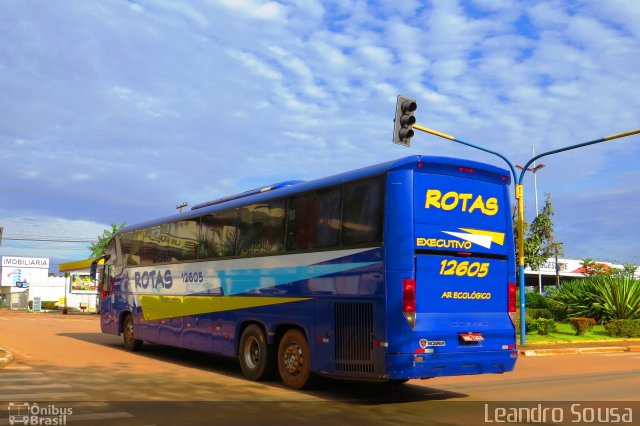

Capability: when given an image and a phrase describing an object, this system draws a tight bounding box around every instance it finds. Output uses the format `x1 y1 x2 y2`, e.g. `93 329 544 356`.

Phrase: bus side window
199 209 238 259
120 232 142 266
287 189 340 251
166 218 199 262
139 226 167 265
342 177 384 246
238 201 285 256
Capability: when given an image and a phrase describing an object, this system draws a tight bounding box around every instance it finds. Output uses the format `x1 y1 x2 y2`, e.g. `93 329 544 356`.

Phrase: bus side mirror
90 262 98 280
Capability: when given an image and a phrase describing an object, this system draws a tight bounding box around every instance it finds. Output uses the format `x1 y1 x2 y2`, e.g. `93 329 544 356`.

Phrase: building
1 256 50 309
1 255 102 312
524 257 640 292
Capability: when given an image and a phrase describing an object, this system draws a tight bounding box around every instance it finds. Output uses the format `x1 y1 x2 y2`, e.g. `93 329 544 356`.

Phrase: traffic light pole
514 129 639 344
412 123 640 346
412 124 526 342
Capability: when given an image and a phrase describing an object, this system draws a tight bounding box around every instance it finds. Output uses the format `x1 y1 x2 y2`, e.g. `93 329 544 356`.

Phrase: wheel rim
125 321 134 344
282 342 304 376
243 336 261 370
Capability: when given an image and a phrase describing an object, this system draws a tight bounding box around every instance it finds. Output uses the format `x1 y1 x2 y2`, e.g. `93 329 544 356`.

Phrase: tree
621 264 639 277
515 193 563 270
89 222 126 257
579 257 609 275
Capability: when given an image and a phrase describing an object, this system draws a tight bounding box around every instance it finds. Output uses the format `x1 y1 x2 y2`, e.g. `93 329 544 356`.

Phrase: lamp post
515 129 640 344
516 156 546 294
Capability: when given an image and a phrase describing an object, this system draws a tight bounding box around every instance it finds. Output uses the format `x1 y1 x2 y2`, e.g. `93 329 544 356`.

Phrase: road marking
0 391 90 401
0 383 73 391
0 401 135 425
0 377 50 382
0 368 138 423
59 412 135 422
0 413 135 426
0 372 44 378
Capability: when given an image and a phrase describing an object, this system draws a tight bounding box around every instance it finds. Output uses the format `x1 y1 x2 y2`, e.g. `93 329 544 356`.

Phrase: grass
519 322 639 344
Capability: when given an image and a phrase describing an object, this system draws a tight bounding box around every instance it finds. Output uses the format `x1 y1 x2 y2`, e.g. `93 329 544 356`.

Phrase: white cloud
225 49 283 81
216 0 286 21
0 210 109 269
1 0 639 264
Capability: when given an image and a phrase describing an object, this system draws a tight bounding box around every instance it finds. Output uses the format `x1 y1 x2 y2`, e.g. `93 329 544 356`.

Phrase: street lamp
516 158 546 294
515 129 640 345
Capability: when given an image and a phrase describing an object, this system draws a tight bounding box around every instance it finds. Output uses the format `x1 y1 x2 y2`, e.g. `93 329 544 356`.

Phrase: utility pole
176 202 188 213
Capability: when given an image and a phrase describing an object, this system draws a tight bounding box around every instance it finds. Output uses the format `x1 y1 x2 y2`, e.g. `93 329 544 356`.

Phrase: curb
0 347 15 368
519 345 640 357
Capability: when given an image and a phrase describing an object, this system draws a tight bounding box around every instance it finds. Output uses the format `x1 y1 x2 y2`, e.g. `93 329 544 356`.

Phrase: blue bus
93 155 517 389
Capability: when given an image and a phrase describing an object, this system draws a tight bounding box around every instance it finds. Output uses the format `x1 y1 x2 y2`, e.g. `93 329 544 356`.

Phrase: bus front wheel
122 315 143 351
278 329 312 389
239 325 275 381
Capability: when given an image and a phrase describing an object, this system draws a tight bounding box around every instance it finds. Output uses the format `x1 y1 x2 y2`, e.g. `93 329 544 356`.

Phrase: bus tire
122 314 143 351
278 329 312 390
239 325 275 381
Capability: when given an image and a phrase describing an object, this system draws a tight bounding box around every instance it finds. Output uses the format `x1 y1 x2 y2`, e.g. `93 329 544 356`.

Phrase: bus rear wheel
277 329 312 389
122 315 143 351
239 325 275 381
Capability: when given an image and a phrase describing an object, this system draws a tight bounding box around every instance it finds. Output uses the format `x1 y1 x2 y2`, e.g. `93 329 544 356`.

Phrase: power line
2 237 97 243
3 233 98 239
1 245 92 251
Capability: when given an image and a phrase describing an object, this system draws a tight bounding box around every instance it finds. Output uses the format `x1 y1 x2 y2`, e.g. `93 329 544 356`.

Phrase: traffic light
393 95 417 147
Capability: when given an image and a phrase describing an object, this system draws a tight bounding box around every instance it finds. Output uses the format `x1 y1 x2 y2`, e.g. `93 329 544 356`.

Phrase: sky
0 0 639 272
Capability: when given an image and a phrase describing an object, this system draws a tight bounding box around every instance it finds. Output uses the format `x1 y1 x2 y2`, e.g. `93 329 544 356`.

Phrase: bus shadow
302 376 468 404
58 332 468 404
57 332 244 378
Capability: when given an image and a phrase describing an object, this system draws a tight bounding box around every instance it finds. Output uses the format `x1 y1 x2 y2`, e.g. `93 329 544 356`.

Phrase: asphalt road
1 310 639 425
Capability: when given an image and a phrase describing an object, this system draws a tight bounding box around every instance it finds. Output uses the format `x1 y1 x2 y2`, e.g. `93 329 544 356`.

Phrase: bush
529 318 557 335
528 308 554 320
525 292 549 309
546 299 569 321
568 317 596 335
597 275 640 321
550 275 640 322
604 319 640 337
42 301 58 310
550 278 603 320
513 310 532 334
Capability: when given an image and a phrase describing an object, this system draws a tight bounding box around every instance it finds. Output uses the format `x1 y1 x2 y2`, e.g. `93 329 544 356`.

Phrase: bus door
96 263 117 334
412 169 515 354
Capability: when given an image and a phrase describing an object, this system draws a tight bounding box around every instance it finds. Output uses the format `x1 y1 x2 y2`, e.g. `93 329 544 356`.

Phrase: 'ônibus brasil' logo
417 228 505 250
425 189 499 216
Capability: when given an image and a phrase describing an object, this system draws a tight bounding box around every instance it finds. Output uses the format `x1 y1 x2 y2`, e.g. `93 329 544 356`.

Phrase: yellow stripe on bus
139 295 311 321
458 228 505 246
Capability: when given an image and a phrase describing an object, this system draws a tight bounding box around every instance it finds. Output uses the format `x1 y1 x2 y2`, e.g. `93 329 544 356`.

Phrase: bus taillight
403 278 416 329
403 278 416 312
508 282 517 312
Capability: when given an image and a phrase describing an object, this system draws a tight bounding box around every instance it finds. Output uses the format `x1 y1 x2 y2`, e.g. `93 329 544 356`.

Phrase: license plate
459 332 484 342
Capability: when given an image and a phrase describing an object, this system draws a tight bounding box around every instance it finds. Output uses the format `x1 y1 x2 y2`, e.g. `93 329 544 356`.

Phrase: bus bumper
386 350 518 380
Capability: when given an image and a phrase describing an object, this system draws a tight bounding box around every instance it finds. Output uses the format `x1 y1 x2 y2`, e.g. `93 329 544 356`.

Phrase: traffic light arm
413 123 518 180
517 129 640 185
413 124 455 140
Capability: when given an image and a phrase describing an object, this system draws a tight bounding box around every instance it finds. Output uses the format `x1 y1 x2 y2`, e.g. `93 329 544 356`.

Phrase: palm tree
89 222 126 257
